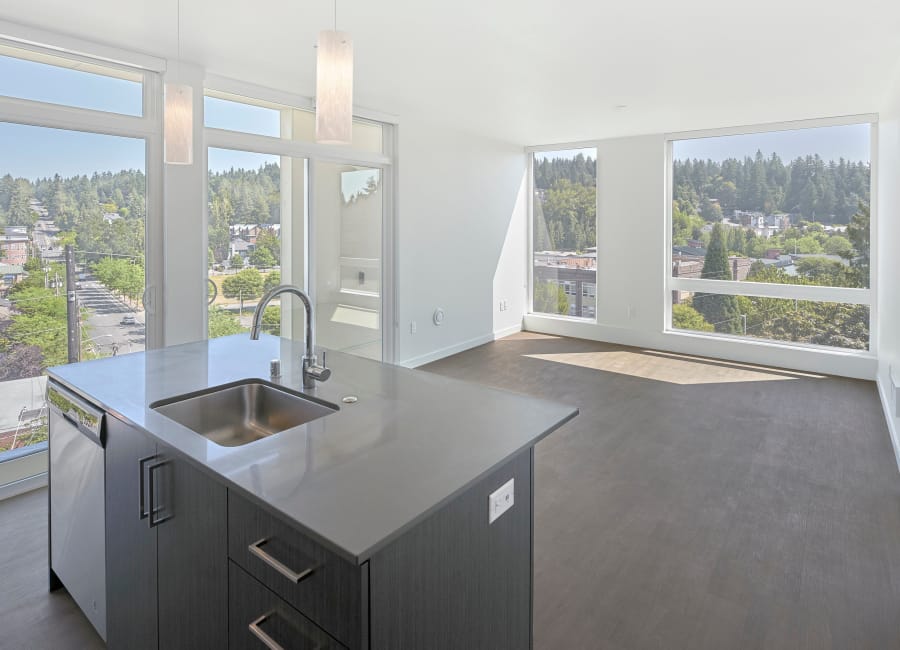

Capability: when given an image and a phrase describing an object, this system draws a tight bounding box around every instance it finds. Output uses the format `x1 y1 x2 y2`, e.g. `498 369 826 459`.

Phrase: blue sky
673 123 870 163
0 53 282 178
3 49 868 183
0 122 146 179
534 125 869 165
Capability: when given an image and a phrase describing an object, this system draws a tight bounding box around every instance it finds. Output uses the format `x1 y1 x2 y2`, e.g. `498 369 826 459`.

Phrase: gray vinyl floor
2 332 899 649
422 333 900 650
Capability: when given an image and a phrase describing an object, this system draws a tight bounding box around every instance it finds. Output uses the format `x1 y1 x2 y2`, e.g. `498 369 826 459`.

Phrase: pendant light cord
334 0 337 31
176 0 181 81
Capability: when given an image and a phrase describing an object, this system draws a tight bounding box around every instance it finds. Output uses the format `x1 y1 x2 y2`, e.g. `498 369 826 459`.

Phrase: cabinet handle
147 459 172 528
248 612 284 650
248 538 316 583
248 612 324 650
138 455 157 519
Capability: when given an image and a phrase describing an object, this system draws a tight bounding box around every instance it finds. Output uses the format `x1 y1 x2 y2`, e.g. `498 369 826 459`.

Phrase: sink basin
150 379 338 447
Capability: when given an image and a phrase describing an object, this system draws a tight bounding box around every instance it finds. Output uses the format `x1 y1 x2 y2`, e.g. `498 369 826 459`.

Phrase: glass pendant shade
164 82 193 165
316 30 353 145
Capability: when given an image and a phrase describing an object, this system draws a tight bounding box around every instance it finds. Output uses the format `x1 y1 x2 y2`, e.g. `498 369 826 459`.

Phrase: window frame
202 79 397 363
525 140 600 323
663 114 879 355
0 35 164 491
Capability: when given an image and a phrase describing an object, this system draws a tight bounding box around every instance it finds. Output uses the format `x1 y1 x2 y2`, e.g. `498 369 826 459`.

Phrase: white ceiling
3 0 900 144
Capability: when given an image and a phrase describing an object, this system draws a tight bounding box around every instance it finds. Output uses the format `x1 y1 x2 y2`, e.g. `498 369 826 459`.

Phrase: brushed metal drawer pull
248 538 316 583
248 612 283 650
249 611 325 650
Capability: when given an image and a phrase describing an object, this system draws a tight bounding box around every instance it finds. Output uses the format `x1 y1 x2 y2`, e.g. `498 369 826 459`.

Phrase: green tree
261 306 281 336
263 271 282 293
254 229 281 264
249 246 276 268
533 281 569 315
823 235 852 256
672 303 713 332
230 253 244 269
207 307 245 338
700 197 722 222
695 224 741 333
846 202 870 287
793 235 823 254
222 268 264 300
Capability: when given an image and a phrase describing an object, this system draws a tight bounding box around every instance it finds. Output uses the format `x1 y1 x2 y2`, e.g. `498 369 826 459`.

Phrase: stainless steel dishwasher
48 382 106 641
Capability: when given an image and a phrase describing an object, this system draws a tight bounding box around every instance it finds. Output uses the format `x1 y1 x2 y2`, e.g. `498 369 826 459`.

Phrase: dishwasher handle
48 383 105 447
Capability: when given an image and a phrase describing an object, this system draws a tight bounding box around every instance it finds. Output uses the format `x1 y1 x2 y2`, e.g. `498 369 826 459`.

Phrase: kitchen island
47 334 577 649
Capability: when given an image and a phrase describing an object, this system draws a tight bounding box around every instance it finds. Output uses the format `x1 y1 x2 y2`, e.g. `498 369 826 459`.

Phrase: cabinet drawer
228 492 360 646
230 562 347 650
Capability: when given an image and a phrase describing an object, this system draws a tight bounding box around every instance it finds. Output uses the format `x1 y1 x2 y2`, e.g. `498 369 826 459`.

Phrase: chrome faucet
250 284 331 389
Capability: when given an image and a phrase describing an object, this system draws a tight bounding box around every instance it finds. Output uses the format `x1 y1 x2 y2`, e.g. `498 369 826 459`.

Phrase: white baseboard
492 323 524 340
398 323 523 369
876 373 900 474
0 472 47 502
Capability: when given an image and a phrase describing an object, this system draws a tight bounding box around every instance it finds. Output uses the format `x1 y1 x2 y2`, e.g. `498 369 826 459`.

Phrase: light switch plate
488 478 514 524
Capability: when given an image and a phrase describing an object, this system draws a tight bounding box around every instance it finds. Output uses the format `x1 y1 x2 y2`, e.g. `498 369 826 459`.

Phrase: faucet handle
320 351 327 368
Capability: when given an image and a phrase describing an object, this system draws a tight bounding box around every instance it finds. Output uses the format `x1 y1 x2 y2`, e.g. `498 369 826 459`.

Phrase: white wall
395 117 526 367
876 73 900 468
524 133 879 380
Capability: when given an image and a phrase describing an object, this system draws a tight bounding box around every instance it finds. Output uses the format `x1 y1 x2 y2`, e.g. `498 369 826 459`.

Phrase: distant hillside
674 151 869 224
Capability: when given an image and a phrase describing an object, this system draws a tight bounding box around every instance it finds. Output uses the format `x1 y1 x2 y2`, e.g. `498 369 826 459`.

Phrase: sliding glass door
312 162 384 361
204 90 393 362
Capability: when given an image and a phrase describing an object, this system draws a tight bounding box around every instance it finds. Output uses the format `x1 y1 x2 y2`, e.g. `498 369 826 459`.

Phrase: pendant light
165 0 193 164
315 0 353 145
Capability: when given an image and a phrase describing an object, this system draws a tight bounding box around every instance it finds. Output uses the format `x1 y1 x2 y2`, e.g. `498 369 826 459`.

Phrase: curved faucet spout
250 284 329 388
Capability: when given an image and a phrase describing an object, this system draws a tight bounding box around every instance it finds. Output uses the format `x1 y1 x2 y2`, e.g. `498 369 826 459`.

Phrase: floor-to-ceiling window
528 146 598 319
203 88 393 361
0 42 160 489
667 119 874 351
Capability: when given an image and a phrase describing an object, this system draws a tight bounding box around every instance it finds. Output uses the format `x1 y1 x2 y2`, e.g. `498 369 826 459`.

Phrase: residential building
0 228 29 266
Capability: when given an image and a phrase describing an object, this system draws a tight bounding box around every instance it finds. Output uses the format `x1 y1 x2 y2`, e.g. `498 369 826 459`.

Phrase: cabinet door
105 415 158 650
157 448 228 649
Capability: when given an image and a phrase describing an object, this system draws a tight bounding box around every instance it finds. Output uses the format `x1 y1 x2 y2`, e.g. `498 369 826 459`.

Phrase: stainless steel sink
150 379 338 447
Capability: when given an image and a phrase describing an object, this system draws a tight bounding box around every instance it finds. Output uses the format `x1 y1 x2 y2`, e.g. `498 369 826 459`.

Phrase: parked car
120 315 136 326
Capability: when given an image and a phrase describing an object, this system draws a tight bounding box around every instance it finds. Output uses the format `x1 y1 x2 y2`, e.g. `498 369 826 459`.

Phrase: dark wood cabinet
229 561 347 650
105 413 534 650
157 445 228 649
104 415 227 649
228 492 360 647
105 414 158 650
369 449 533 650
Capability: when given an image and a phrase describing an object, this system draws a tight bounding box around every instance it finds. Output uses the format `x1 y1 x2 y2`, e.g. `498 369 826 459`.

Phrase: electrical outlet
503 299 509 311
488 478 515 524
410 321 417 334
499 300 504 312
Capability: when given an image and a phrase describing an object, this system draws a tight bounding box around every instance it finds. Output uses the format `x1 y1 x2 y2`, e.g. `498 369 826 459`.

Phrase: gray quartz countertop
47 334 577 564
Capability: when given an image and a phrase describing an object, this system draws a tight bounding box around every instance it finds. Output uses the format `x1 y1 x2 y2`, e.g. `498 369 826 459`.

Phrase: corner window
668 121 872 350
530 147 597 319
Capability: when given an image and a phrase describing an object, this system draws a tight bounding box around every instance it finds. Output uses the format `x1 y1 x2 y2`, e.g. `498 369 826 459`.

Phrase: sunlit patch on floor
329 304 379 329
524 349 826 385
501 331 561 341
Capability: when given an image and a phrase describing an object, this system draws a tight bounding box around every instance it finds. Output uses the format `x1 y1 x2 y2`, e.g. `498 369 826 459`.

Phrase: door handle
147 459 172 528
138 455 157 519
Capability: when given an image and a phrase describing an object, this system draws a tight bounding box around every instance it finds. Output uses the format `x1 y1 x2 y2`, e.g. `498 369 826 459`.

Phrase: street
77 277 145 357
29 215 144 357
33 218 63 263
